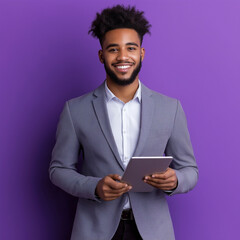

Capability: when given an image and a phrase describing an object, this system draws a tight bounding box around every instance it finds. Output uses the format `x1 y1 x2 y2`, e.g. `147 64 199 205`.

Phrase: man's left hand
144 168 178 191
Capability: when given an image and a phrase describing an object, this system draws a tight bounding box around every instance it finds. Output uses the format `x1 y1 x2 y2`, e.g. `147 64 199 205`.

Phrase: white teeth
116 65 130 69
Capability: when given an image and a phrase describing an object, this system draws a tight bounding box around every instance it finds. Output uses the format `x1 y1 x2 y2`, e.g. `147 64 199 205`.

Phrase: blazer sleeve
165 100 198 195
49 101 101 201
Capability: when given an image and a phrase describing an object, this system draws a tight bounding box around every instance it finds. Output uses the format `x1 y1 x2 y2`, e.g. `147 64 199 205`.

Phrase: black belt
121 209 134 221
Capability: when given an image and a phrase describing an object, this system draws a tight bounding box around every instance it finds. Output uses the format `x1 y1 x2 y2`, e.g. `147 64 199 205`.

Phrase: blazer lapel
133 84 155 156
92 83 125 170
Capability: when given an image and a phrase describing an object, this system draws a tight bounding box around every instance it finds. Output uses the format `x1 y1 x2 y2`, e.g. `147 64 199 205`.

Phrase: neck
106 78 139 103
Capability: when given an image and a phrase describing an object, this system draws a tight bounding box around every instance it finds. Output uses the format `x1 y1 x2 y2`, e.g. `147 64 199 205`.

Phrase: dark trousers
112 219 142 240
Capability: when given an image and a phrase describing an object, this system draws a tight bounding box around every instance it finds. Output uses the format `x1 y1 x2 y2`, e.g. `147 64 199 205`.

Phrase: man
49 5 198 240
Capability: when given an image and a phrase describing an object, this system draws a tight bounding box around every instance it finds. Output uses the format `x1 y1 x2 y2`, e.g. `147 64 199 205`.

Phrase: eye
128 47 136 51
109 48 118 52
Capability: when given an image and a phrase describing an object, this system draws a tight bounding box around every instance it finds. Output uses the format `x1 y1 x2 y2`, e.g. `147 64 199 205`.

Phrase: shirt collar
105 80 142 103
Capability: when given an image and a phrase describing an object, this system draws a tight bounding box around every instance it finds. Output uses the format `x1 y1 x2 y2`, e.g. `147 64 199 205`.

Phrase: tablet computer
121 156 173 192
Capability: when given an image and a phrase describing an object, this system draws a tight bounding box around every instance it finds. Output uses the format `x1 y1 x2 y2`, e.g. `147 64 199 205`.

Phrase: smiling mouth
113 63 134 72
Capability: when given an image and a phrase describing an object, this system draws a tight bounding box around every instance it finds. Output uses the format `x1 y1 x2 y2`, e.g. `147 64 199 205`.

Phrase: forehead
102 28 141 48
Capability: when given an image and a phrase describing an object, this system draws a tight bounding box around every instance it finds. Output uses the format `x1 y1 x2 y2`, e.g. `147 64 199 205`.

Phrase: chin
104 59 142 86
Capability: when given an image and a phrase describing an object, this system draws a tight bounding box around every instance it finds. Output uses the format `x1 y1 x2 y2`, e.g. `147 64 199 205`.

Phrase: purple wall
1 0 239 239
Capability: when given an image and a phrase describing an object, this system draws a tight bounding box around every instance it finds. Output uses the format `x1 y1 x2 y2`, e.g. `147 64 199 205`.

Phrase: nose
116 48 129 61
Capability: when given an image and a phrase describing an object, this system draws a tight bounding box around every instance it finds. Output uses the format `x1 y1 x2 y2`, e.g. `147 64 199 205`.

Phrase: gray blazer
49 82 198 240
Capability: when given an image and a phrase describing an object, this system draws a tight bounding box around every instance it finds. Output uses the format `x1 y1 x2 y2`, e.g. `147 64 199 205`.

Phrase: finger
145 181 175 189
145 181 176 190
145 176 176 184
147 182 175 188
152 172 172 179
102 186 132 200
103 179 132 192
109 174 122 181
149 169 175 180
105 189 130 197
109 180 129 190
145 177 177 189
144 177 176 187
105 186 132 194
107 175 129 189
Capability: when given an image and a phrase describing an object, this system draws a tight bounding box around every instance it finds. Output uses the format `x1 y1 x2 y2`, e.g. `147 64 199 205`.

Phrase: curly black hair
89 5 151 45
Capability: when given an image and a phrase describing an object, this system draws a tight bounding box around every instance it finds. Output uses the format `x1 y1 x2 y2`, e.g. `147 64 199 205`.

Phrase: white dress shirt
105 80 141 209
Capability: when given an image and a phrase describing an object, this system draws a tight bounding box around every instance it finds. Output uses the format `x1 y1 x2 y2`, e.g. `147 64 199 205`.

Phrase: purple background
1 0 239 239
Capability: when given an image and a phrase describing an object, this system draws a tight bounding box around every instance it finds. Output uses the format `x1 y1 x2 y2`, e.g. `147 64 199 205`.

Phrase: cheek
131 53 141 62
103 55 114 65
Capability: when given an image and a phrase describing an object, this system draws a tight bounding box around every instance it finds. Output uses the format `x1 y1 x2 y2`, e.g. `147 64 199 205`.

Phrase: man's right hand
95 174 132 201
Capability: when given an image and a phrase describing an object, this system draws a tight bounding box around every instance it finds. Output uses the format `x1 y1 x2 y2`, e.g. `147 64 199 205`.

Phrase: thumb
108 174 122 181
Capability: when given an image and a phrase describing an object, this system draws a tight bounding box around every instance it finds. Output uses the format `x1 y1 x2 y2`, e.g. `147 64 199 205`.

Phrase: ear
140 47 145 61
98 50 104 64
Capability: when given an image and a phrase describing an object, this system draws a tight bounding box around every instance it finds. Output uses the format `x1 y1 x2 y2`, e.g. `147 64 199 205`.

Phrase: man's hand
95 174 132 201
144 168 178 191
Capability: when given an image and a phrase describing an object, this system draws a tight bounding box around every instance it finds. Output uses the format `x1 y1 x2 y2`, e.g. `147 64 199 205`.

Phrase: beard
104 58 142 86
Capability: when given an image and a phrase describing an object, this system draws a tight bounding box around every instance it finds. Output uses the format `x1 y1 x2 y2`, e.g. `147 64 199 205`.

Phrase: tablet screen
121 156 173 192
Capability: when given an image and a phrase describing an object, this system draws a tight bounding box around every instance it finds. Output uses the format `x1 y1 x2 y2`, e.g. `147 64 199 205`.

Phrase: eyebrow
106 42 139 49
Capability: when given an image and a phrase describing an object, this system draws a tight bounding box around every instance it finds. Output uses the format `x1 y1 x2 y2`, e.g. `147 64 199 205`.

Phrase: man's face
99 28 145 86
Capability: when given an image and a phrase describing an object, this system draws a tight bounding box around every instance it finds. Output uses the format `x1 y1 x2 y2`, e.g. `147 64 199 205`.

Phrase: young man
49 5 198 240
